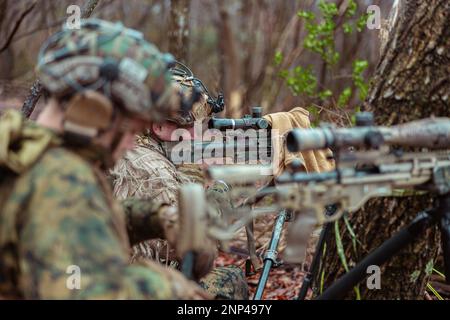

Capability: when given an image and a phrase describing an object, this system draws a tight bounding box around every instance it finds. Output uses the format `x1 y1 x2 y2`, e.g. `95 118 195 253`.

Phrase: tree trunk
168 0 190 64
314 0 450 300
216 0 241 118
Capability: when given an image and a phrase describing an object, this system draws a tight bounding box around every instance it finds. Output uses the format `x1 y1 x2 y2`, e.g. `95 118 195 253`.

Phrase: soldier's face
111 116 149 162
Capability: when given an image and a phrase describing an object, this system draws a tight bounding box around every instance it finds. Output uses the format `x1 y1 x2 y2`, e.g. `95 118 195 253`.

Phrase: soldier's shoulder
32 147 97 182
8 147 99 203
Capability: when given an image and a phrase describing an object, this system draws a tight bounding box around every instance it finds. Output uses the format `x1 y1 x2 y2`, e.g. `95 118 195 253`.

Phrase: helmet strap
62 90 114 142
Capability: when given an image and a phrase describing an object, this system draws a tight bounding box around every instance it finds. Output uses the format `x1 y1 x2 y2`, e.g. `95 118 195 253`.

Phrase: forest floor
215 213 450 300
214 214 315 300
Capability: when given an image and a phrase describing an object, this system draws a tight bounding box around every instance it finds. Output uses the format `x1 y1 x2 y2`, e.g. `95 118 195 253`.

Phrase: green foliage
356 13 371 32
301 0 339 65
335 220 361 299
280 66 317 96
297 10 315 20
427 283 444 300
343 23 353 34
338 87 352 108
432 268 445 279
277 0 371 123
352 59 369 101
350 105 361 125
426 268 445 300
410 270 421 283
274 51 283 66
319 89 333 100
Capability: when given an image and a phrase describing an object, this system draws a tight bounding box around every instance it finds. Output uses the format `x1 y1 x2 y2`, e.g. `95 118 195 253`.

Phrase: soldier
0 19 213 299
110 62 334 299
111 63 249 300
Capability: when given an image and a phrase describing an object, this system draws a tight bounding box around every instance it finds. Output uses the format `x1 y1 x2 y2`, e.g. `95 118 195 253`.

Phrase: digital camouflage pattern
122 197 167 246
37 19 181 122
0 19 213 299
200 266 249 300
0 110 208 299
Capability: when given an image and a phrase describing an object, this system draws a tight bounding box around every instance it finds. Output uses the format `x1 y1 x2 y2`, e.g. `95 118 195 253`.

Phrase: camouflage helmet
37 19 181 123
168 61 224 126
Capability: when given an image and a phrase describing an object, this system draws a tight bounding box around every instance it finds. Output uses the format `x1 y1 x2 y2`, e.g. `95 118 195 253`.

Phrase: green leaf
297 10 315 20
425 260 434 276
346 0 358 17
427 283 444 300
352 60 369 100
283 66 318 97
278 70 288 79
335 221 349 271
343 214 361 255
335 221 361 299
320 243 327 294
343 23 353 34
338 87 352 108
319 89 333 100
432 268 445 279
353 59 369 74
319 0 338 17
410 270 421 283
274 51 283 66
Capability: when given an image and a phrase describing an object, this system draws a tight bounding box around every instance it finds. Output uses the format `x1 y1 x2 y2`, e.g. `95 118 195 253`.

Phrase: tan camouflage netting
112 135 188 203
110 134 203 264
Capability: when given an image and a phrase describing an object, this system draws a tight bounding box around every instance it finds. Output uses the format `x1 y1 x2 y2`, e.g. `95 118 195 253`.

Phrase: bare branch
21 0 101 118
168 0 190 63
81 0 100 18
0 1 37 54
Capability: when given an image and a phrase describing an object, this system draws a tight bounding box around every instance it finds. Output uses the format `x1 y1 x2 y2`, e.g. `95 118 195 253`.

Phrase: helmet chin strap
62 90 114 140
59 90 129 169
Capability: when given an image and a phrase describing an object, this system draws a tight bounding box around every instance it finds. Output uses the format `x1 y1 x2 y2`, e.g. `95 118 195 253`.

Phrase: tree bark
168 0 190 64
216 0 241 118
315 0 450 300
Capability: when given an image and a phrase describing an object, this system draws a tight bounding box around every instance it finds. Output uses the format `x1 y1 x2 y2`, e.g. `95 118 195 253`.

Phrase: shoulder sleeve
17 148 175 299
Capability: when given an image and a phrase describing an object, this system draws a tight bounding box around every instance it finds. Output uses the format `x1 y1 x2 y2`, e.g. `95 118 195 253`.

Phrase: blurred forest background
0 0 392 123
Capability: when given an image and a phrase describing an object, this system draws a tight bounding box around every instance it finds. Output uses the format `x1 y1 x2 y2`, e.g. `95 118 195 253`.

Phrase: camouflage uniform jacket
0 111 183 299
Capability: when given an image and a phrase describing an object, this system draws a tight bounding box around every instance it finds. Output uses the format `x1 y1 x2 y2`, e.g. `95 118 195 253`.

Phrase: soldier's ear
63 90 114 139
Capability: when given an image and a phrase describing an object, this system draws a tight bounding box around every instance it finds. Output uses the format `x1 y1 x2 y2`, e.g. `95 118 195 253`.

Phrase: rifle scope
287 116 450 152
208 106 270 130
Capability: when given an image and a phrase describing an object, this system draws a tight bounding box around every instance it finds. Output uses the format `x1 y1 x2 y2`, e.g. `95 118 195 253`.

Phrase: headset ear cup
63 90 114 138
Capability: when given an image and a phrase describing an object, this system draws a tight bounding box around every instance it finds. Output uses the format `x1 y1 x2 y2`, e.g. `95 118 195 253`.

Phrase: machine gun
178 113 450 299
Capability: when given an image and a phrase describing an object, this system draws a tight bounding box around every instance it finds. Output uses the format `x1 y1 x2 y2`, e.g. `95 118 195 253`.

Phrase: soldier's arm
121 198 168 246
17 150 185 299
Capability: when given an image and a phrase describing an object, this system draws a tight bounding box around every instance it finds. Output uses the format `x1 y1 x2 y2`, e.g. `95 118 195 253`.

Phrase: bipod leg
253 210 288 300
